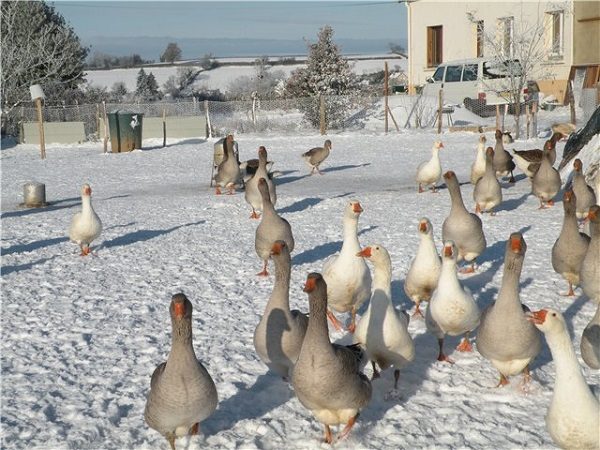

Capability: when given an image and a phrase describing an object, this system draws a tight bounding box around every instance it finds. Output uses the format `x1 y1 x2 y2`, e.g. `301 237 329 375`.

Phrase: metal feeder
22 182 48 208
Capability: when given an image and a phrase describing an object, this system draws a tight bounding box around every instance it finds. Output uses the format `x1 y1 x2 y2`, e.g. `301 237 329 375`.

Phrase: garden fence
2 91 541 143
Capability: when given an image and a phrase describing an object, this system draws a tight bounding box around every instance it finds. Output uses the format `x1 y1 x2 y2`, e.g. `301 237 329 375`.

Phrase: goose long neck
340 215 360 254
306 292 333 349
448 180 467 213
546 330 589 397
560 203 579 234
81 196 93 212
372 261 392 297
169 319 195 353
440 258 460 289
261 188 276 215
497 254 523 308
269 256 291 310
484 154 495 176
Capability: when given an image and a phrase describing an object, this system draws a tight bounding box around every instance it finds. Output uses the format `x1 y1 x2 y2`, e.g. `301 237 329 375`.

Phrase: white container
23 182 46 207
29 84 45 101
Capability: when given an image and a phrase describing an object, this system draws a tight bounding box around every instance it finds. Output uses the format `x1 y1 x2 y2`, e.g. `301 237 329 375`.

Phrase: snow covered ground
1 109 598 449
85 56 407 93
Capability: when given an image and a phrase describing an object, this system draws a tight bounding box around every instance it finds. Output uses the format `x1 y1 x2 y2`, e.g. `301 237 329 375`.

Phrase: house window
476 21 484 57
546 10 564 57
498 17 514 58
427 26 443 68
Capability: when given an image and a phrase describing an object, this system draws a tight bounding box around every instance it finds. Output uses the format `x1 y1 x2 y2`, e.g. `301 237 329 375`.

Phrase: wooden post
204 100 212 139
96 103 101 138
35 97 46 159
526 103 531 139
532 101 538 137
502 104 508 131
384 62 389 134
568 80 576 125
437 89 443 134
387 105 400 131
319 94 326 135
162 107 167 148
102 101 109 153
496 105 500 130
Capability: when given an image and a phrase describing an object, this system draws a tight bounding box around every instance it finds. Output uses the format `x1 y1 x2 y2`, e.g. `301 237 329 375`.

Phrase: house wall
407 0 576 93
573 1 600 66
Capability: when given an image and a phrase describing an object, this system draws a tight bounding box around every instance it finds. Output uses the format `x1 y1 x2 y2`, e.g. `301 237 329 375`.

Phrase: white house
406 0 599 103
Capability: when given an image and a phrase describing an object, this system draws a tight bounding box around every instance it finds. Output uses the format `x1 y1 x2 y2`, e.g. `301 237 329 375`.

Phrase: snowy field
85 56 407 92
1 110 599 449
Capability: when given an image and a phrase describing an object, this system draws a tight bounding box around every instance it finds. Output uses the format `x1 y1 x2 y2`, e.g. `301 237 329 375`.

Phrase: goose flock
66 131 599 450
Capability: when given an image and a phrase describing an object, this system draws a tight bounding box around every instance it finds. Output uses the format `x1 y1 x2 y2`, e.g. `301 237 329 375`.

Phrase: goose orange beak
510 236 522 253
353 202 363 213
84 186 92 196
173 302 186 318
271 241 283 256
563 190 573 202
443 245 453 257
357 247 372 258
419 221 427 232
303 276 317 293
526 309 547 325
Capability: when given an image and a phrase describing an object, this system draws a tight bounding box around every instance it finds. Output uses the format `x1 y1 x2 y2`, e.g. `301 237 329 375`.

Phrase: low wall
99 115 207 140
21 122 86 144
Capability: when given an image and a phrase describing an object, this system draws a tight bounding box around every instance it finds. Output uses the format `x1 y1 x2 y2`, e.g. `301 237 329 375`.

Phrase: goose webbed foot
336 413 359 443
495 373 509 387
326 309 344 332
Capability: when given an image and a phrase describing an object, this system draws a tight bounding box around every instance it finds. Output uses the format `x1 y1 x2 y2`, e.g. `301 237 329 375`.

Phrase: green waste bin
107 110 144 152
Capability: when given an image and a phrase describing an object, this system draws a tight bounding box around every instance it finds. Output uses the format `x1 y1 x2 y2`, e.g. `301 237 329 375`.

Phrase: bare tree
466 2 568 138
160 42 182 63
1 1 88 114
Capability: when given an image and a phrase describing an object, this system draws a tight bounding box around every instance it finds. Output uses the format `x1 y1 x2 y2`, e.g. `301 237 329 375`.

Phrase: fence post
532 101 538 137
102 101 108 153
568 80 576 125
204 100 212 139
384 62 389 134
319 94 326 135
495 105 500 130
162 107 167 148
96 103 101 138
437 89 443 134
35 98 46 159
526 103 531 139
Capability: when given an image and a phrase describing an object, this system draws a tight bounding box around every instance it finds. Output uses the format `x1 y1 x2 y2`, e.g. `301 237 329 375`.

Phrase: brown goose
302 139 332 175
214 134 242 195
255 178 294 276
442 171 487 273
244 146 276 219
473 147 503 215
551 190 590 296
532 149 561 209
492 129 516 182
572 159 597 220
144 294 218 450
253 241 308 379
477 233 541 387
580 205 600 303
513 139 558 178
292 273 372 444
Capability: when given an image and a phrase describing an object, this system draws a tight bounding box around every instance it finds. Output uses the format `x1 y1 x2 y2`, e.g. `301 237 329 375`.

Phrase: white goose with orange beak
426 240 480 363
416 140 444 193
527 308 599 450
322 200 372 333
69 183 102 256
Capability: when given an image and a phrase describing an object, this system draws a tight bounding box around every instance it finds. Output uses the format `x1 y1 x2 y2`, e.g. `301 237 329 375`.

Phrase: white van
422 58 528 113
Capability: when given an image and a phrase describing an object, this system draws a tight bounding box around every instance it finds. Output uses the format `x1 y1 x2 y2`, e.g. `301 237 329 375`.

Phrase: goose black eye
552 313 556 317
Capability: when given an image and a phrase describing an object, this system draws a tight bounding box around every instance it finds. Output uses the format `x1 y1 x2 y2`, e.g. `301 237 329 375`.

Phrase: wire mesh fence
2 91 544 142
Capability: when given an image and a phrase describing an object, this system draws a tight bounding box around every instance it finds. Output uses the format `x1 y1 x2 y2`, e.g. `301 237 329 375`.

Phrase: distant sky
53 1 407 41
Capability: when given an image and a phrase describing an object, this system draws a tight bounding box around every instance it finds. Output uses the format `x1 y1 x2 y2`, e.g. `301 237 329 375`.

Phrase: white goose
322 200 372 332
354 244 415 389
426 240 480 363
404 218 441 318
416 141 444 193
69 184 102 256
527 308 600 450
470 135 487 185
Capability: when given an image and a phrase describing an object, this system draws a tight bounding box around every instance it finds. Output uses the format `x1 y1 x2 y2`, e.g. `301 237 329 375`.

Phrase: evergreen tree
1 0 89 113
285 25 358 128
